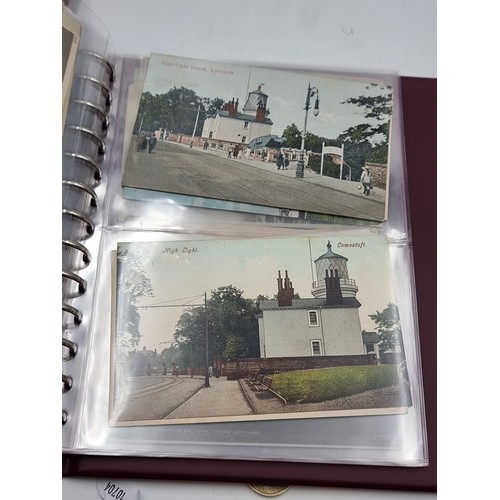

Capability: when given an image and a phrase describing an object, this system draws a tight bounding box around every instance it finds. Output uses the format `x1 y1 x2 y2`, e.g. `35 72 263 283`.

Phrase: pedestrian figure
148 135 157 153
276 152 284 170
360 166 372 196
203 140 208 150
233 144 240 159
284 155 289 169
227 147 232 159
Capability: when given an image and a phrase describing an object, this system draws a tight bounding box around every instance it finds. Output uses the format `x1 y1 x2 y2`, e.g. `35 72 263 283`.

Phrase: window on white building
311 340 322 356
241 136 246 143
244 121 249 129
308 310 319 326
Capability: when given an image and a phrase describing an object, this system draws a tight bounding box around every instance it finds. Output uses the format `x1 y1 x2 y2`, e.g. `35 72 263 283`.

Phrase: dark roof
314 240 347 263
217 110 273 125
248 135 286 150
259 297 361 310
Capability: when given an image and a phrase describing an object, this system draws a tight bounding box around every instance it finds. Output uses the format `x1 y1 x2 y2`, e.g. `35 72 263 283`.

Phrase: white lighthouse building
258 241 378 358
201 85 273 145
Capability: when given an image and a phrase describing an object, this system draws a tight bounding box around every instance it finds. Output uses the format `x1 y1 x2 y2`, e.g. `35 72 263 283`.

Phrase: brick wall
364 162 387 189
225 354 377 380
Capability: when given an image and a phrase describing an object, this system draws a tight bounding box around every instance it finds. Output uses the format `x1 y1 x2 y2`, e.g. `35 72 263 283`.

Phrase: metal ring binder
62 33 114 433
62 208 95 235
81 49 116 85
62 180 98 207
76 74 113 108
62 374 73 393
63 303 83 325
63 152 103 181
73 99 110 131
62 239 91 265
68 125 106 155
62 269 87 295
63 337 78 359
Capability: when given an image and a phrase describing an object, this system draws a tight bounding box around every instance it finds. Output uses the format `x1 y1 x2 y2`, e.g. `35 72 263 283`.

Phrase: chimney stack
277 270 294 307
256 102 266 123
325 269 343 305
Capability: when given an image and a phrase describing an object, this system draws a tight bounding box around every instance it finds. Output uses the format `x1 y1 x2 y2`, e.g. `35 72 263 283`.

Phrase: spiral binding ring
68 125 106 155
63 303 83 325
81 50 116 85
63 45 115 431
62 180 98 208
63 151 103 181
62 239 91 265
62 208 95 235
76 74 113 108
62 337 78 359
73 99 110 131
62 374 73 393
62 269 87 295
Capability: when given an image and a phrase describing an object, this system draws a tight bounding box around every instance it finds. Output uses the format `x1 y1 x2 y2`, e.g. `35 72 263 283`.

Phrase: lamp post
295 83 319 179
190 102 202 148
204 291 210 387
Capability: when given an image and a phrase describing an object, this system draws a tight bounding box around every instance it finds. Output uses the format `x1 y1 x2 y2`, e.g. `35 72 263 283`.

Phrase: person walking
148 135 157 153
360 166 372 196
276 152 284 170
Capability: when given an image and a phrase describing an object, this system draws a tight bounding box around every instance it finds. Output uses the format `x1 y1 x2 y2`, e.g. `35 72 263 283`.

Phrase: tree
173 285 260 369
369 303 403 354
281 123 302 149
133 88 226 136
116 247 154 349
340 89 392 165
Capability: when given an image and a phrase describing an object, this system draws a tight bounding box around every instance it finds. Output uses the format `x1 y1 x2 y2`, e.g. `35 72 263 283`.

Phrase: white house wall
260 307 365 358
202 115 271 144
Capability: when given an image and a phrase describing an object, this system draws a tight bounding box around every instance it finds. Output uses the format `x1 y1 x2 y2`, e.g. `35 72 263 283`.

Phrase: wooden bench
248 374 273 393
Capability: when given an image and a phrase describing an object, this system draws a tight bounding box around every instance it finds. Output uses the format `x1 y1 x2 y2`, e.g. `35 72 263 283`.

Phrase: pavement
178 141 387 205
164 374 408 421
165 375 254 419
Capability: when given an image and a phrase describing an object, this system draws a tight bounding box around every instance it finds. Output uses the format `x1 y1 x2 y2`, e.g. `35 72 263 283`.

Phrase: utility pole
204 291 210 387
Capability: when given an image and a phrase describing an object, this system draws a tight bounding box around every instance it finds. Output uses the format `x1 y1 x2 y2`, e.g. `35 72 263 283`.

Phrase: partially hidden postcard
121 53 394 222
111 235 412 426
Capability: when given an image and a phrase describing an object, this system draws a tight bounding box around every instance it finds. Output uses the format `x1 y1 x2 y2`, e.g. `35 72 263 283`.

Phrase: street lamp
190 102 202 148
204 291 210 387
295 83 319 179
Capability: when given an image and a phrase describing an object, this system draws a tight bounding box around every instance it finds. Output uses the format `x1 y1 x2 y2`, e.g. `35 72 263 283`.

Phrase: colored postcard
62 5 81 132
121 53 394 222
110 235 411 426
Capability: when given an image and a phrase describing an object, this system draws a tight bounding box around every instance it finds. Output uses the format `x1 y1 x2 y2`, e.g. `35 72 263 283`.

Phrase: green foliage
281 88 391 181
116 248 154 348
173 285 261 369
281 123 302 149
271 365 400 403
369 303 402 354
134 87 225 136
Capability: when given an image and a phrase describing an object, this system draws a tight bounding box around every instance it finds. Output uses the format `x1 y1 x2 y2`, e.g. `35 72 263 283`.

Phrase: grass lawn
270 365 400 403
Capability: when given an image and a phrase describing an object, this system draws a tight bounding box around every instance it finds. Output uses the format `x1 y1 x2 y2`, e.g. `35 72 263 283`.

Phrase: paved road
113 373 406 424
122 140 386 221
112 375 253 423
112 375 205 422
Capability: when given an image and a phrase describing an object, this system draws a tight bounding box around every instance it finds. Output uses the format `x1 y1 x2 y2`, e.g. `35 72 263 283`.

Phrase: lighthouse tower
311 241 359 300
241 85 270 123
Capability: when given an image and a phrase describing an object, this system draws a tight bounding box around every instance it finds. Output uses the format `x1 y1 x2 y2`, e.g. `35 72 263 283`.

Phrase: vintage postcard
110 235 411 426
62 5 81 132
121 53 394 222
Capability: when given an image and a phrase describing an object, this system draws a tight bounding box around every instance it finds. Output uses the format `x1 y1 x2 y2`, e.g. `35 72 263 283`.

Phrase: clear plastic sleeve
62 8 427 468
